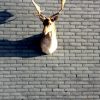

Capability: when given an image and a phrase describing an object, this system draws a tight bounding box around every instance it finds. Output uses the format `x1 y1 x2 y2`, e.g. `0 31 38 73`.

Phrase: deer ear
51 16 58 22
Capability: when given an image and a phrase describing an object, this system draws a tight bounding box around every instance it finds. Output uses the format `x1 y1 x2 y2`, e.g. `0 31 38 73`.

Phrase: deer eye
51 16 58 22
51 18 54 22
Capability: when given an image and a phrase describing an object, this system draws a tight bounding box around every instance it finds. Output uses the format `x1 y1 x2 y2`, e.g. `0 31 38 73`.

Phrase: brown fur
41 32 52 48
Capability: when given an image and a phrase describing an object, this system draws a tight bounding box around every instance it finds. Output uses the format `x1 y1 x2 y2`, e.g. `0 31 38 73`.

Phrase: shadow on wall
0 9 45 57
0 34 45 58
0 9 14 24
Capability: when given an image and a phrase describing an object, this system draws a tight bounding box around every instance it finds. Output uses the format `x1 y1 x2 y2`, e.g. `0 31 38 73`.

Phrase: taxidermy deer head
32 0 66 54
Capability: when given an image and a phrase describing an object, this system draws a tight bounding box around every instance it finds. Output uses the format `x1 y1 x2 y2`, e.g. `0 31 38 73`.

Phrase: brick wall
0 0 100 100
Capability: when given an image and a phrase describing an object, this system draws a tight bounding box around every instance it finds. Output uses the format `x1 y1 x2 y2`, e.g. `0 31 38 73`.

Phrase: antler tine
61 0 66 11
51 0 66 17
32 0 46 19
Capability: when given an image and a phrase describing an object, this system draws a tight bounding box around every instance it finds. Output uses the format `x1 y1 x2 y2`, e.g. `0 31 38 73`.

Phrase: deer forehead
43 18 53 26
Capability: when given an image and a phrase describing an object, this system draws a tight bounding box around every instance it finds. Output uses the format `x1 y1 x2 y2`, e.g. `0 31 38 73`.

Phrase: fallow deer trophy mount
32 0 66 54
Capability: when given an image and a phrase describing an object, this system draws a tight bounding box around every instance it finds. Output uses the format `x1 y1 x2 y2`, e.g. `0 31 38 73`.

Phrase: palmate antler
32 0 46 20
61 0 66 10
32 0 66 19
50 0 66 18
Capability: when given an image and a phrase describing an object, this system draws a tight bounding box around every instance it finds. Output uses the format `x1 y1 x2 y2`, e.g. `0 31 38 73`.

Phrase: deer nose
43 28 48 35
